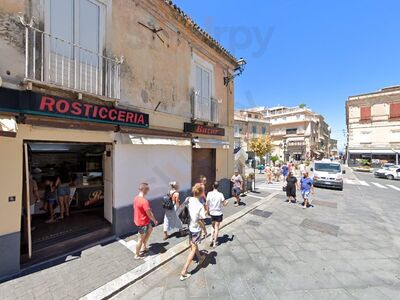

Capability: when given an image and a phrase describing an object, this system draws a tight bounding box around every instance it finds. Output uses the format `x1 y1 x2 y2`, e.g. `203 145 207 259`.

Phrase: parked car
374 164 400 179
374 166 400 180
311 159 345 191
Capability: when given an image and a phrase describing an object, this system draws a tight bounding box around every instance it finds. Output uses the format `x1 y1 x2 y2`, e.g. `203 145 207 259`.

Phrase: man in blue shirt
281 164 289 182
300 172 314 209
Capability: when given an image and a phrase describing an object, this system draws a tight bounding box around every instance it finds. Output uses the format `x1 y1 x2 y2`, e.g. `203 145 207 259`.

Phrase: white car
311 159 345 191
374 165 400 180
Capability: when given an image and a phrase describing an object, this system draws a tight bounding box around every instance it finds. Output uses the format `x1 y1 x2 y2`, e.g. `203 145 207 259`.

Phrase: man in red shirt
134 183 158 259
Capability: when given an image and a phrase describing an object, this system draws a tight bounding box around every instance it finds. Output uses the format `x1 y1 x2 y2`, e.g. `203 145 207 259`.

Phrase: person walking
55 171 71 219
230 170 243 207
300 172 314 209
163 181 183 240
133 183 158 259
198 175 207 206
206 181 228 248
282 163 289 182
265 165 273 184
286 172 299 204
180 183 207 281
274 165 281 182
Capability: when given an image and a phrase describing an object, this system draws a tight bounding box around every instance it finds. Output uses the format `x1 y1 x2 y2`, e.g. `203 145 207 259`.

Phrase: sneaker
302 206 307 209
180 273 191 281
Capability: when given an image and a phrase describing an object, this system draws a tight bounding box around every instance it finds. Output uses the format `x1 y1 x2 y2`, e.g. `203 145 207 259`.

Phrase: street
114 170 400 300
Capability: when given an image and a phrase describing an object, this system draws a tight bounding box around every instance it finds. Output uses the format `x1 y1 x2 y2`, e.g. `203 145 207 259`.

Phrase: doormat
312 200 338 208
250 209 272 218
300 219 340 236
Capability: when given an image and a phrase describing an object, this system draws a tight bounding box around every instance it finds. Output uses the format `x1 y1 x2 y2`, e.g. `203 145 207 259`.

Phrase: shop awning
349 149 400 154
0 116 17 137
192 138 230 149
117 134 191 146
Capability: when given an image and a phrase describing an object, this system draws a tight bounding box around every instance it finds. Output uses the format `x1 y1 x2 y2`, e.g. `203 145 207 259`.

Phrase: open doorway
21 142 113 266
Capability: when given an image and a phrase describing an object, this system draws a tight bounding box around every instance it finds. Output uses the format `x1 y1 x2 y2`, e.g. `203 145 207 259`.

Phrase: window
45 0 108 95
194 62 215 121
360 106 371 121
252 126 257 134
262 126 267 134
286 128 297 135
234 124 240 134
390 103 400 119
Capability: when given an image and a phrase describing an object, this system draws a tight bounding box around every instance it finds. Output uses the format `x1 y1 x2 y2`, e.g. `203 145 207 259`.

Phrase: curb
80 191 280 300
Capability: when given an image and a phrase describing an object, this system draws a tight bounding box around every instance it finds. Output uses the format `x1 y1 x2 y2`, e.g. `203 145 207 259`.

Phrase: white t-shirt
206 190 225 216
231 174 243 188
188 197 206 233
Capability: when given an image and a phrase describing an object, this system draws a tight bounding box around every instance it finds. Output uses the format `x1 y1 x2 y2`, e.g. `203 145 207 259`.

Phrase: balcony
24 25 122 99
192 92 219 124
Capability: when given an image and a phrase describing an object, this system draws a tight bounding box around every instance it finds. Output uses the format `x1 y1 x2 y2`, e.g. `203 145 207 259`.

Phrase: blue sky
173 0 400 150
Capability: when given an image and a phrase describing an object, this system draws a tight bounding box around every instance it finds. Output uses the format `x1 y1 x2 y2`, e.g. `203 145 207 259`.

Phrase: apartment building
234 109 270 151
346 86 400 167
245 106 330 162
330 138 339 157
0 0 241 278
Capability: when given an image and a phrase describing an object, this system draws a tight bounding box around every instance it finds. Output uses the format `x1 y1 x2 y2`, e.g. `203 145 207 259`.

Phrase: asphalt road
113 169 400 300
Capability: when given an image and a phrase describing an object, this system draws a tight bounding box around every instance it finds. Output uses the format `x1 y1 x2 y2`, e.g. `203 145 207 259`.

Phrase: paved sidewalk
0 189 273 300
113 173 400 300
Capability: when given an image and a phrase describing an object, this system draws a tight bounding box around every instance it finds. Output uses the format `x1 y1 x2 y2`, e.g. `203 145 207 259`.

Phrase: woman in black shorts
286 172 299 204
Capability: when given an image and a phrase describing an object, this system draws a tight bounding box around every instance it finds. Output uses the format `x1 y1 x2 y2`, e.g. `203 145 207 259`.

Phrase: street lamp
224 58 247 86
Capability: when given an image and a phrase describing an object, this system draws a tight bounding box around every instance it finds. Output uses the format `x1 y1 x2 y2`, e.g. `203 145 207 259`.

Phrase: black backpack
178 197 190 225
162 192 175 210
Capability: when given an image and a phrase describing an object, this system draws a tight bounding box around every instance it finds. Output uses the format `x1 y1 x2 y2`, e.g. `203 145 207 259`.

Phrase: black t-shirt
286 176 297 186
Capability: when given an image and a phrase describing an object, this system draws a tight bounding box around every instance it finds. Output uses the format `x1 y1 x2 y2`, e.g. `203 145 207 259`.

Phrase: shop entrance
192 148 216 193
21 142 113 266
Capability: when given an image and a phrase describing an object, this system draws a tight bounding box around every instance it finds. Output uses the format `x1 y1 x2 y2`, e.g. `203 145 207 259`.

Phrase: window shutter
360 107 371 121
195 66 202 96
390 103 400 118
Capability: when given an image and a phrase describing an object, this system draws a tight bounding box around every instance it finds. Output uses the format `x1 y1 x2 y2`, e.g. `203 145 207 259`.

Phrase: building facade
346 86 400 167
330 138 338 157
234 109 270 152
0 0 239 278
248 106 329 162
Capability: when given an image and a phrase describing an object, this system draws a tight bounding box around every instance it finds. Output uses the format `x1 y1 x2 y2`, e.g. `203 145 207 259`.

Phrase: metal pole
24 143 32 259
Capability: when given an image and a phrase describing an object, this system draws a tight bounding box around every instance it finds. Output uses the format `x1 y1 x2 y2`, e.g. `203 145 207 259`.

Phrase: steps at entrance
22 225 113 267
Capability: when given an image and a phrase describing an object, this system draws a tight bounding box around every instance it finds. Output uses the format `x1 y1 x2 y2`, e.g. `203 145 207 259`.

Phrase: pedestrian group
133 171 243 281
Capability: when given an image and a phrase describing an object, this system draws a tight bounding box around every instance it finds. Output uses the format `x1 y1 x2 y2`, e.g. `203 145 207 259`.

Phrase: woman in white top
206 181 228 248
163 181 183 240
180 183 207 281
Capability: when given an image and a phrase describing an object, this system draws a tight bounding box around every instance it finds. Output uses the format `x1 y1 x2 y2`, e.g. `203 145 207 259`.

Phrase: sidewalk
0 189 277 300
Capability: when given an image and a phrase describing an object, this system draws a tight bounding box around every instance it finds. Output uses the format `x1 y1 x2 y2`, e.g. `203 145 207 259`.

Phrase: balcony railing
192 92 219 123
24 24 122 99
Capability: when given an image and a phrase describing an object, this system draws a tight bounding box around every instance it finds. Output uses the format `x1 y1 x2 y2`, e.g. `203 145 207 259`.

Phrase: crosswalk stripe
358 180 370 186
387 184 400 191
344 179 357 185
371 182 387 189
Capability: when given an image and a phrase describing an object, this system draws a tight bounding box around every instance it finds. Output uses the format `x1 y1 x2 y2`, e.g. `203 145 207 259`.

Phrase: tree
270 155 279 166
248 135 273 163
299 103 306 108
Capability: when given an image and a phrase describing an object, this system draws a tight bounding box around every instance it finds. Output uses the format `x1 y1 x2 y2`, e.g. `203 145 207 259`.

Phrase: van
311 159 345 191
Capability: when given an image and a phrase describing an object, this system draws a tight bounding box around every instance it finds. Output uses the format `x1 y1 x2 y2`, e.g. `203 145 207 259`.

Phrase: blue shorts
47 198 57 205
57 186 70 197
232 187 241 196
189 230 202 245
301 190 311 199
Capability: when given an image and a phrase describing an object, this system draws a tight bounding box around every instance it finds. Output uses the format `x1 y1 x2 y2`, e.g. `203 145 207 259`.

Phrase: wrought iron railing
23 23 122 99
191 90 219 123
